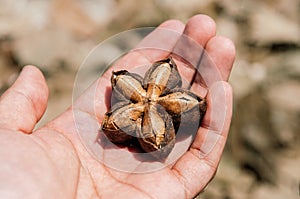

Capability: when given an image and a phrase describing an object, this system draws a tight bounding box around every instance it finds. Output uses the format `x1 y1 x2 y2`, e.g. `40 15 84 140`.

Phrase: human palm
0 15 235 199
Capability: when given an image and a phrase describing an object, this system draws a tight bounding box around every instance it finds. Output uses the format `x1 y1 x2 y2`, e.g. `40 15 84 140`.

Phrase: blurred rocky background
0 0 299 198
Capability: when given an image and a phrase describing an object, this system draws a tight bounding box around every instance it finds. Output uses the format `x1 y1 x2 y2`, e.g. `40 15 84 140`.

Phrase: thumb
0 65 49 133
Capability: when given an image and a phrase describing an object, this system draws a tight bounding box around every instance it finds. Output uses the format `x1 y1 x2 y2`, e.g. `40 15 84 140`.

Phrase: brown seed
157 88 207 126
143 57 182 98
102 102 144 143
101 56 207 159
138 104 175 157
111 70 147 103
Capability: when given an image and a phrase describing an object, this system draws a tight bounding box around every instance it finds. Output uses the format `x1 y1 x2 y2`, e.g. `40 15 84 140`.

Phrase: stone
249 6 300 45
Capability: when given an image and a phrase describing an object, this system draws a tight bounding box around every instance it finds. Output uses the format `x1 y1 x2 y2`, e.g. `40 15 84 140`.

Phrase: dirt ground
0 0 299 198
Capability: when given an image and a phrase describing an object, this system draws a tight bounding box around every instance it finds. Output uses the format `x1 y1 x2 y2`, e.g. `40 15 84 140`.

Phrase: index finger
73 20 185 119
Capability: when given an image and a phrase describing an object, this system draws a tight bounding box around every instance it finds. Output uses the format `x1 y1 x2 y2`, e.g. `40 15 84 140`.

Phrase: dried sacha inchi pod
101 57 207 159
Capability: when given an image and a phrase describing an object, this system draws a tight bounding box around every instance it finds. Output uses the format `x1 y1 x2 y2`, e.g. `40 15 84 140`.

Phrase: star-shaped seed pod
101 57 207 159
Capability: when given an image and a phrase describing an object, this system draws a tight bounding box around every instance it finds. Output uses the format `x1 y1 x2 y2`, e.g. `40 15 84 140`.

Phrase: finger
172 14 217 88
0 66 49 133
135 19 185 62
204 36 236 81
191 36 236 89
172 81 233 198
109 19 185 73
182 14 217 47
195 81 233 153
73 20 185 120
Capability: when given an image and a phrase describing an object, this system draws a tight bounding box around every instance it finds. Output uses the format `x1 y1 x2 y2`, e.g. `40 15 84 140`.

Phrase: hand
0 15 235 198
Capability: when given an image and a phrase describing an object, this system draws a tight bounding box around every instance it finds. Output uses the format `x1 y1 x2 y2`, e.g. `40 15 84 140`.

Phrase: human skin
0 15 235 199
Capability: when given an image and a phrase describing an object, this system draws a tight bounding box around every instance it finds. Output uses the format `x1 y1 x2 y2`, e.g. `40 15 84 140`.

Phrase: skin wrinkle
73 107 98 123
107 165 180 198
193 135 225 161
121 181 155 199
136 20 185 61
171 166 190 199
176 154 214 198
172 127 225 197
28 135 69 191
172 159 191 198
35 128 81 195
0 126 26 135
122 174 179 198
0 131 65 198
200 82 232 133
136 39 177 63
1 88 37 132
132 50 154 65
189 147 218 171
87 168 103 199
5 88 36 114
75 167 83 198
33 129 81 199
158 19 185 32
3 66 48 122
39 125 78 151
200 119 227 135
40 125 104 199
76 164 100 199
99 167 153 199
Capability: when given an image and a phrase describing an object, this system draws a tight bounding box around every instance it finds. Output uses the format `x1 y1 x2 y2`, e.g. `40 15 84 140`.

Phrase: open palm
0 15 235 199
